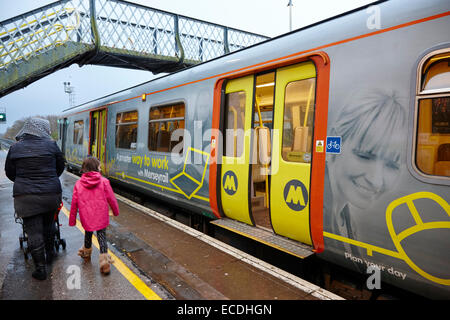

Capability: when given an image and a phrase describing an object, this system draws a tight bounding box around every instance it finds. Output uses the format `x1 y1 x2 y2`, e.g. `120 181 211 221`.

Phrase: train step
210 218 314 259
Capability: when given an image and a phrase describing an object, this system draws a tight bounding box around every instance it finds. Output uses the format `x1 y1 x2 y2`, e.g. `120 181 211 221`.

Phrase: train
58 0 450 299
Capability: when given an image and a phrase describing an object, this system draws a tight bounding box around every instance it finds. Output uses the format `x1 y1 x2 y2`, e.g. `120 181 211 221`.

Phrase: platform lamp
63 81 75 108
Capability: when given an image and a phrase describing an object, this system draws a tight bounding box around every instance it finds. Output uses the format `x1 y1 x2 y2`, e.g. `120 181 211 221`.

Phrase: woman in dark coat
4 118 65 280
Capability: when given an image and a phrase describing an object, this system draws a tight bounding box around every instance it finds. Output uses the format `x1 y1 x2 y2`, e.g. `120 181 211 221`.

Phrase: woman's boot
30 245 47 280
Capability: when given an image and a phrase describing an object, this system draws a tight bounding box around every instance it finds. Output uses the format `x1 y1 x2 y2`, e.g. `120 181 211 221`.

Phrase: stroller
14 202 67 260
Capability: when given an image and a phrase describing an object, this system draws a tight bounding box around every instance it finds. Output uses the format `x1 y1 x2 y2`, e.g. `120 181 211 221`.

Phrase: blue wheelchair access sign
326 136 341 154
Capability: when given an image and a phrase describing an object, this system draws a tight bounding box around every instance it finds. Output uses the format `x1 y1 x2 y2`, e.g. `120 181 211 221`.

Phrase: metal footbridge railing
0 0 269 97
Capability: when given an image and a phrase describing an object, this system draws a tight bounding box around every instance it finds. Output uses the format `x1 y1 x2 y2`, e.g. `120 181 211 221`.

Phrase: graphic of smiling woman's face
332 135 401 209
330 91 406 209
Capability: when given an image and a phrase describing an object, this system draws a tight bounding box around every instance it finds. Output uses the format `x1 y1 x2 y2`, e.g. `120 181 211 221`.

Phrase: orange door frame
209 52 330 253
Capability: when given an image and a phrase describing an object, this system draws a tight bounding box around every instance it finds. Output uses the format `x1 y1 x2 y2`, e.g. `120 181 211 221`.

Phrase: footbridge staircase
0 0 268 97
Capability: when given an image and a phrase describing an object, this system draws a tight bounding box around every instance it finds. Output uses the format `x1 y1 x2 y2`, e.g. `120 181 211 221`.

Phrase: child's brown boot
99 253 113 275
77 246 92 262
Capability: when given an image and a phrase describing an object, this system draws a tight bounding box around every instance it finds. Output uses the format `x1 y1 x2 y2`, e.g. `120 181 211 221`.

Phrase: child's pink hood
79 171 102 189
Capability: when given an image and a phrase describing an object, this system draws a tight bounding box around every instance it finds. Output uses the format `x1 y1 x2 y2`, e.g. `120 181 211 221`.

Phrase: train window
148 103 185 153
224 91 246 157
254 72 275 131
420 52 450 93
73 120 84 145
281 77 316 162
115 110 138 149
415 51 450 177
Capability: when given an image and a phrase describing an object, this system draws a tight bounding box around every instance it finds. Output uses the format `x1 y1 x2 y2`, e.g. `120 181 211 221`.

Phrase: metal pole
174 14 185 64
89 0 100 52
224 27 230 54
287 0 293 32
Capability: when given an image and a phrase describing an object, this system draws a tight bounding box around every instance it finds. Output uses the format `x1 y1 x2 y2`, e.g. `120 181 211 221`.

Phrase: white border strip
65 172 343 300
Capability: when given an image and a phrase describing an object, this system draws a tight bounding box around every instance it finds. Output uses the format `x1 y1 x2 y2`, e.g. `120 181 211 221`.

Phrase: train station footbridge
0 0 269 97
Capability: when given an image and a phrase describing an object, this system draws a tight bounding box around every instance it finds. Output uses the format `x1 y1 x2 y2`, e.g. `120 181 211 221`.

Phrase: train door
219 61 317 246
89 109 107 172
270 62 316 245
220 75 254 225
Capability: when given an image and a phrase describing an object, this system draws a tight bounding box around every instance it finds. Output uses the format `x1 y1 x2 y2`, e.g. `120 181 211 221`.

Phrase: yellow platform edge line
60 206 161 300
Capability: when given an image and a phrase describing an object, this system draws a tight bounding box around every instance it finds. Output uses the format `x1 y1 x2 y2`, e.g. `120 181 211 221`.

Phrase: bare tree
1 115 59 140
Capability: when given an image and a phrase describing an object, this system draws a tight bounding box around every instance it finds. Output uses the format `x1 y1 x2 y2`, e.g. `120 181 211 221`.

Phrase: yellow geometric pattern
386 192 450 285
324 191 450 285
170 147 210 200
112 172 209 202
111 147 210 202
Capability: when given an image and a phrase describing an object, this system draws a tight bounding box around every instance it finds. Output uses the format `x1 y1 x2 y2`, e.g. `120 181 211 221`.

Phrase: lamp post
63 82 75 108
287 0 293 32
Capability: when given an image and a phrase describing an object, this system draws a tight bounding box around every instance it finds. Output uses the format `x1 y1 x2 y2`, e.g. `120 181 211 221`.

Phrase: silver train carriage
58 0 450 299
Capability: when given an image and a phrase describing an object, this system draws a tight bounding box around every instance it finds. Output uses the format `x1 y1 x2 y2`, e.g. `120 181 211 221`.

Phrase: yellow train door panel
98 109 107 168
90 111 99 158
220 75 254 225
90 109 107 172
270 62 316 245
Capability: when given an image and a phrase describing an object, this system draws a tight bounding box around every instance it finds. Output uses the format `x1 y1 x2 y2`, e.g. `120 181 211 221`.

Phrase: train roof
60 0 449 117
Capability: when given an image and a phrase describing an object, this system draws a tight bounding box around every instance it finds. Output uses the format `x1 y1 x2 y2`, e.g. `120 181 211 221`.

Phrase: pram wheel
53 208 66 252
19 234 29 259
54 237 66 252
15 202 66 261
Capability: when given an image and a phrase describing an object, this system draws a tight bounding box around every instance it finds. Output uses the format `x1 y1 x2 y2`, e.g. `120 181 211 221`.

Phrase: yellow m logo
286 185 306 206
224 175 236 191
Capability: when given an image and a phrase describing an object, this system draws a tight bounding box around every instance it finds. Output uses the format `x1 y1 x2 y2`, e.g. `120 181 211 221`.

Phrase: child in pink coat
69 157 119 274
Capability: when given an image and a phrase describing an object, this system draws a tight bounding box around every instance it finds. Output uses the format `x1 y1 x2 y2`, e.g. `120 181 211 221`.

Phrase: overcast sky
0 0 373 133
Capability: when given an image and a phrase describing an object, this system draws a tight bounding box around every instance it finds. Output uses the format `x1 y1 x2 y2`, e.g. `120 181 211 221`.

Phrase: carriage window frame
148 102 185 154
281 77 316 163
73 120 84 145
413 48 450 182
115 110 138 150
223 90 247 158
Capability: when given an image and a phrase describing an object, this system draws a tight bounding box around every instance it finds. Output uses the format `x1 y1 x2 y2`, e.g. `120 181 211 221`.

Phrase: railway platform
0 148 342 302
